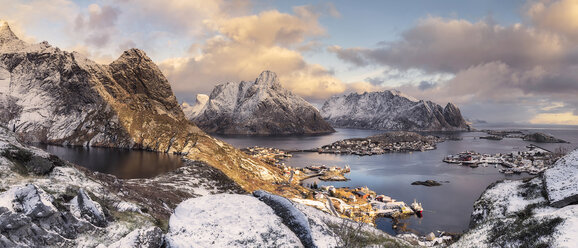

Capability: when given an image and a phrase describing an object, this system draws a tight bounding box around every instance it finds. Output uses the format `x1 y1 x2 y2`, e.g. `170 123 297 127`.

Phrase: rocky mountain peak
114 48 151 64
254 70 281 88
189 71 335 135
0 21 20 43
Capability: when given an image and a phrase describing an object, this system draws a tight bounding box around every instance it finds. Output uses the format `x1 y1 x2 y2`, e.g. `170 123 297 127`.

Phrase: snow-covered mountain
187 71 335 135
321 90 470 131
0 21 282 192
181 94 209 120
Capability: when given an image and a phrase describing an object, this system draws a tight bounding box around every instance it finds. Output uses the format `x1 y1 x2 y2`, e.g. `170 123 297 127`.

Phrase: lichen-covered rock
321 90 470 131
188 71 335 135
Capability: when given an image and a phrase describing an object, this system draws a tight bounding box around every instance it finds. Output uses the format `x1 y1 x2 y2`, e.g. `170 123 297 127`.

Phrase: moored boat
411 199 423 215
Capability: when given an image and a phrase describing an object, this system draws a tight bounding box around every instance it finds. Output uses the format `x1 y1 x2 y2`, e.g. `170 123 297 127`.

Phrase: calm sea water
33 126 578 236
34 144 184 179
215 127 578 235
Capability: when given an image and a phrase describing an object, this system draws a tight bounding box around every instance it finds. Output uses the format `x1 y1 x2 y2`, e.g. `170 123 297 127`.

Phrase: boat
470 163 479 168
411 199 423 215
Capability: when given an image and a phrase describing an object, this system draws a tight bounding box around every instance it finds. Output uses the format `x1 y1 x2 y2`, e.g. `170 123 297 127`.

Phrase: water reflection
33 144 184 179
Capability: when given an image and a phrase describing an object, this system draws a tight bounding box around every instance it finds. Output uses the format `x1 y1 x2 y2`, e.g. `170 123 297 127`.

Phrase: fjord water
34 144 184 179
215 127 578 236
33 127 577 235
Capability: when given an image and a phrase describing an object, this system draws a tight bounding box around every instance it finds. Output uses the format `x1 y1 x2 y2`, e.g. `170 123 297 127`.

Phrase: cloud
530 112 578 125
327 1 578 124
160 5 348 101
329 17 564 73
526 0 578 42
418 81 436 91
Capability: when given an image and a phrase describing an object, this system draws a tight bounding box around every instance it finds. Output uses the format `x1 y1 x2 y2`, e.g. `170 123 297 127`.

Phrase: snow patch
165 194 302 247
544 149 578 207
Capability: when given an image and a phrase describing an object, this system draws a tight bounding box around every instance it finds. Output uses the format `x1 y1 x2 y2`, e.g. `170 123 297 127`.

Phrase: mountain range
321 90 470 131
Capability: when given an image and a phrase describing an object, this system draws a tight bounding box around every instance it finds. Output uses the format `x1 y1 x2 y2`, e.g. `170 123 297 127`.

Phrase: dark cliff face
321 90 469 131
190 70 335 135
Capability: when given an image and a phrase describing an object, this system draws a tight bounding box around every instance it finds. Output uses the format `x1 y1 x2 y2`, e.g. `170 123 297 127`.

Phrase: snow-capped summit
189 70 335 135
0 21 21 43
181 94 209 120
321 90 469 131
0 22 27 53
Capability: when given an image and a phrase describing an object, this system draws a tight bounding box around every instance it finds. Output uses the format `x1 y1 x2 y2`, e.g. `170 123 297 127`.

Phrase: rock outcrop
451 149 578 247
321 90 470 131
0 22 284 193
187 71 335 135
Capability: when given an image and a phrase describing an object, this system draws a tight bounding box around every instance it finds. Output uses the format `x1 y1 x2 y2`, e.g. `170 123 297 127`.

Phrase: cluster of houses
317 138 437 156
443 145 556 175
241 146 292 166
299 184 421 224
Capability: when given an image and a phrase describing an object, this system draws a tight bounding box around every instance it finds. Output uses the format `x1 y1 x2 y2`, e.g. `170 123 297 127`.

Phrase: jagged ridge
321 90 470 131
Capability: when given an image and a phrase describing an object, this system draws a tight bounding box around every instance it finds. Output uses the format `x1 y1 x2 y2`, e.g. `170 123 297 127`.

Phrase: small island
523 132 568 143
411 180 443 187
317 131 443 156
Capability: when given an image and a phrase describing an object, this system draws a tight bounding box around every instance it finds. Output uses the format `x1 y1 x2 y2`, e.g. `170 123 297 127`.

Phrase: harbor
294 185 425 225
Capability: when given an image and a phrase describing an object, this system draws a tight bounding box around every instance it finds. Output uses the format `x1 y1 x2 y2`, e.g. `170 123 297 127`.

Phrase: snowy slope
544 149 578 207
321 90 469 131
190 71 335 135
165 194 303 247
452 150 578 248
181 94 208 120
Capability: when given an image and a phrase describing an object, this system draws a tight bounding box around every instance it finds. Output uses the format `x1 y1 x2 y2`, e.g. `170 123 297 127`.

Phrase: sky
2 0 578 125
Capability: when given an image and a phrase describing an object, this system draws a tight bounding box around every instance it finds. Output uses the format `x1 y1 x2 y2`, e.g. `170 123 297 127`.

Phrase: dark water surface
215 127 578 235
33 126 577 236
34 144 184 179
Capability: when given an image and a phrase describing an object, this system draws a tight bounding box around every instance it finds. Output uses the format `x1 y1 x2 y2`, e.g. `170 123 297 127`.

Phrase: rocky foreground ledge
451 149 578 247
0 127 414 247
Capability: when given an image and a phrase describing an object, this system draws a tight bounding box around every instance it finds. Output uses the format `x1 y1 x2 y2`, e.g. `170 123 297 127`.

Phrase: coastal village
241 145 435 239
317 131 442 155
443 144 558 175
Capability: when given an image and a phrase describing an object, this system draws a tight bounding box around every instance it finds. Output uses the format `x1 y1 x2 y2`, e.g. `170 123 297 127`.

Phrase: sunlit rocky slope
0 21 283 193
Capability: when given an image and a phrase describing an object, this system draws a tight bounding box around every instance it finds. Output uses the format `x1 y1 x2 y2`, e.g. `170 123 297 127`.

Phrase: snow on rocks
452 150 578 247
181 94 209 120
321 90 469 131
253 190 316 248
190 70 334 135
108 226 163 248
0 184 56 219
544 149 578 208
70 188 108 227
165 194 303 247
